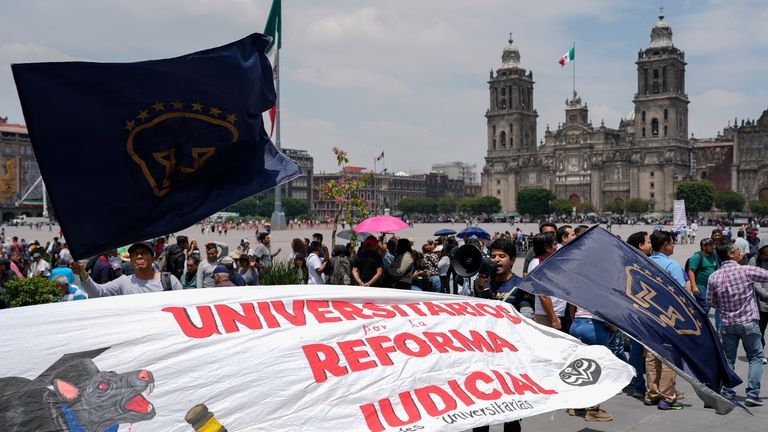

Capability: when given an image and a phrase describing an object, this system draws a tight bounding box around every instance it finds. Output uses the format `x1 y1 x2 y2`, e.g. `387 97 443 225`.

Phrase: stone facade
481 13 710 212
0 118 46 220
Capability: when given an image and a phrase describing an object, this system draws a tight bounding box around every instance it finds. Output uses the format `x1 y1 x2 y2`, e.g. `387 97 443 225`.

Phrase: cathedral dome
501 37 521 68
650 10 673 48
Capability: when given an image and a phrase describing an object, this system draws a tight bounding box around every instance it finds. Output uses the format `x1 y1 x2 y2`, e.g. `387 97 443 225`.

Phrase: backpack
160 272 173 291
329 257 351 285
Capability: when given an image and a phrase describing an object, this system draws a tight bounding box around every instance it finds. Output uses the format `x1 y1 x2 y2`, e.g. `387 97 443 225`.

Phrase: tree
517 187 555 216
580 202 596 213
625 198 651 215
676 180 715 215
316 148 373 248
474 196 502 214
603 201 624 214
749 199 768 218
549 198 572 215
436 197 458 214
399 197 438 214
714 191 746 217
282 197 309 220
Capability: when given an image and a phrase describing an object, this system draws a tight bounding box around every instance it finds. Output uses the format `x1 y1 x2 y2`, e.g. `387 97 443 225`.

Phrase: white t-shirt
529 258 567 317
306 253 324 285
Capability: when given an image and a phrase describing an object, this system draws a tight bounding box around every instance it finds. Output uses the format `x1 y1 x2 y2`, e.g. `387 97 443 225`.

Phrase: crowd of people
1 221 766 427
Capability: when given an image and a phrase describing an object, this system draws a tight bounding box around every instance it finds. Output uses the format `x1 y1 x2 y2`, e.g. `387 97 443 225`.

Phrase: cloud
290 67 411 96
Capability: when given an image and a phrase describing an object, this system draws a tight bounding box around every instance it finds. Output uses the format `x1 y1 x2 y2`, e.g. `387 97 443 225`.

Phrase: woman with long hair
388 238 416 290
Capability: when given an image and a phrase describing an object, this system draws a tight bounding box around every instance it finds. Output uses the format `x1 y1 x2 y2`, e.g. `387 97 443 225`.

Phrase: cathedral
481 12 768 213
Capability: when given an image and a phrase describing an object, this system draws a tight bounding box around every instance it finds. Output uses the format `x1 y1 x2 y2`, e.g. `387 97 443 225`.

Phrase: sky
1 0 767 179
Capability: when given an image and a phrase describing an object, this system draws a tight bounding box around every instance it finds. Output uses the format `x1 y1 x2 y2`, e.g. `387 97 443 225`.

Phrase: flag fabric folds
516 226 743 414
375 151 384 161
263 0 281 137
558 47 574 67
12 33 302 259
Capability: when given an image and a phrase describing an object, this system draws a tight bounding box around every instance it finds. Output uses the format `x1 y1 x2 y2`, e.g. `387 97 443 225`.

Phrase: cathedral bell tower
481 36 539 212
631 9 690 210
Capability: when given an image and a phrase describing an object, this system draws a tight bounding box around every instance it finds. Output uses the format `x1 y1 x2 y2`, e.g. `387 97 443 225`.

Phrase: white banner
673 199 687 231
0 286 633 431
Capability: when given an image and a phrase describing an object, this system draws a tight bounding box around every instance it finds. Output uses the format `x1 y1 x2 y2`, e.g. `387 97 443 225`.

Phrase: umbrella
434 228 457 236
354 215 409 233
336 229 373 240
457 226 490 239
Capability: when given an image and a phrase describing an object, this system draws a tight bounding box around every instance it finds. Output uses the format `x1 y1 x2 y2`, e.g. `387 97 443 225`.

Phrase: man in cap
28 250 51 278
73 242 182 296
213 264 236 287
219 256 246 286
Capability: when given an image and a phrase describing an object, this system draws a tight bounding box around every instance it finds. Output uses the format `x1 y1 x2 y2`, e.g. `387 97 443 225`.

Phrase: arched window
664 109 668 121
509 123 514 147
651 118 659 136
501 99 506 109
500 131 507 148
642 111 646 123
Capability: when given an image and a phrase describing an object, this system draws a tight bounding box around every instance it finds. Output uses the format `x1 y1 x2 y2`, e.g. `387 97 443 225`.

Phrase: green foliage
676 180 715 215
2 277 60 307
226 196 308 220
549 198 572 215
580 202 596 213
749 199 768 218
474 196 502 214
315 148 373 248
517 187 555 216
714 191 746 216
603 201 624 214
436 197 458 214
625 198 651 215
260 260 302 286
398 197 437 214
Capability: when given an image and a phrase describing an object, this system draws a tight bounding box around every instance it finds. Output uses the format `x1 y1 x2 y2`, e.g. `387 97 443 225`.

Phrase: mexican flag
375 151 384 161
263 0 281 137
558 47 574 67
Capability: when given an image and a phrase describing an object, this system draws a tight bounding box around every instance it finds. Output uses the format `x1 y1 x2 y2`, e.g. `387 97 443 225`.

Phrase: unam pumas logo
624 264 703 336
125 101 240 197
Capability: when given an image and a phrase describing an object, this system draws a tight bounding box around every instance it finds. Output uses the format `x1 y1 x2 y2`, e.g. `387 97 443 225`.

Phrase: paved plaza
4 221 767 431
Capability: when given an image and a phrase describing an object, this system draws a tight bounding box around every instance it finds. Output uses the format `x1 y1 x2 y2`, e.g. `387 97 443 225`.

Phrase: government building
481 12 768 212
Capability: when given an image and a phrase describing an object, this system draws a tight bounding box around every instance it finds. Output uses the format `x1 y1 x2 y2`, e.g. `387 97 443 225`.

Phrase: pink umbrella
354 215 409 233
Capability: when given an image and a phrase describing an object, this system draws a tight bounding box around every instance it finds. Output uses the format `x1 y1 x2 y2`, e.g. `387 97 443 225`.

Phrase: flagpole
270 43 287 229
572 42 576 97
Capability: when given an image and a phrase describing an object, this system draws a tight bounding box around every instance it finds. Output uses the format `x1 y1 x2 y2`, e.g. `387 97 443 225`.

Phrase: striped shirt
707 260 768 326
61 285 87 301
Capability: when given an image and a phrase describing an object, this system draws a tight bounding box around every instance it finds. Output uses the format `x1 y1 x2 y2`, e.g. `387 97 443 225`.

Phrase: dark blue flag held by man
517 226 743 414
12 33 302 258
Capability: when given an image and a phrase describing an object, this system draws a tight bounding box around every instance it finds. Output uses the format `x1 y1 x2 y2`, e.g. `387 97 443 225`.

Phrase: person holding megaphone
458 237 529 432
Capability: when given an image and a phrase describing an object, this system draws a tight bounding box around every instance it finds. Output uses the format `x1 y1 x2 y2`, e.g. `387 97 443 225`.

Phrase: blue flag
517 226 742 414
12 34 301 258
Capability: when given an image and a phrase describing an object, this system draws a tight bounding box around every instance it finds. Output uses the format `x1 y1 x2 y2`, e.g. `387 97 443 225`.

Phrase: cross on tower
659 6 664 19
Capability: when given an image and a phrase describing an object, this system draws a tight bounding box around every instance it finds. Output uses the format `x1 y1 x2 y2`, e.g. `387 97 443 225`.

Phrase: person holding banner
73 242 182 296
707 240 768 406
646 231 684 410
